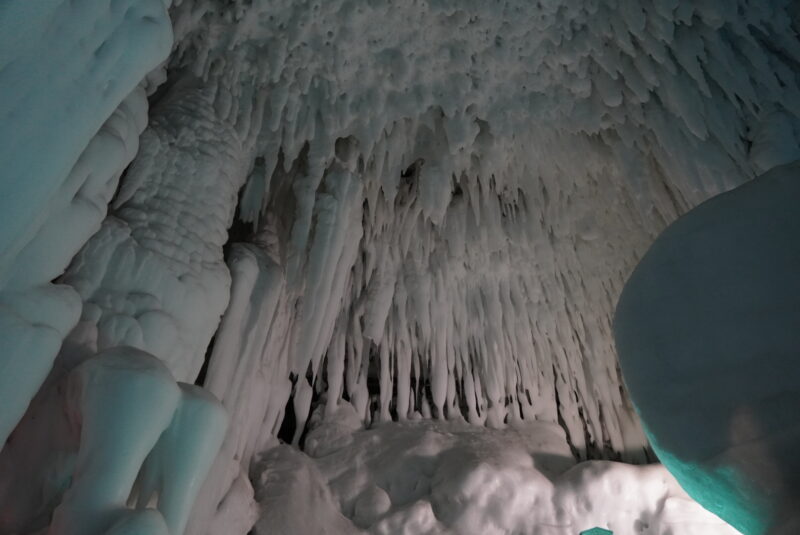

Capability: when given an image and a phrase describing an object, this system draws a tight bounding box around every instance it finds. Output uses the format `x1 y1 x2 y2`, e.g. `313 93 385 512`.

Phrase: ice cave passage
0 1 799 534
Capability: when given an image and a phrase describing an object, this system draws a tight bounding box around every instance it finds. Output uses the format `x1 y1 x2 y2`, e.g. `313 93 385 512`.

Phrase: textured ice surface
0 1 231 533
3 346 227 535
0 0 173 449
248 415 741 535
50 348 181 535
61 73 259 382
0 0 172 268
175 1 800 529
0 0 798 533
614 162 800 535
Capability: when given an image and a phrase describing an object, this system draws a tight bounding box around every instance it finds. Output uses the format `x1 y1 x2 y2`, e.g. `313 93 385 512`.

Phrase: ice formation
0 0 798 533
615 162 800 535
0 0 173 449
249 417 741 535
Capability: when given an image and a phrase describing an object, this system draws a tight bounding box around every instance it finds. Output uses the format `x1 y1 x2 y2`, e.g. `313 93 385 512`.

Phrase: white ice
250 410 741 535
0 0 798 533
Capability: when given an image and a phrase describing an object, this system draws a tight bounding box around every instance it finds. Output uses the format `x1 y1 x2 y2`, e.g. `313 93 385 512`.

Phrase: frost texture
0 0 798 533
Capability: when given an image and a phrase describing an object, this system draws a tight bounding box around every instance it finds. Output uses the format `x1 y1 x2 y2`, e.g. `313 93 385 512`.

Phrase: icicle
291 377 313 446
378 343 392 422
325 318 348 417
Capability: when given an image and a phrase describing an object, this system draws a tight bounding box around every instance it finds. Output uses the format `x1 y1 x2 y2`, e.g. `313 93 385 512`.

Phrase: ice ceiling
0 0 798 534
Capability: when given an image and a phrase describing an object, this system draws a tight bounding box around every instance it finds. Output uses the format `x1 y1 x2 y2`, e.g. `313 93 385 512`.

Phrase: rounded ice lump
615 161 800 535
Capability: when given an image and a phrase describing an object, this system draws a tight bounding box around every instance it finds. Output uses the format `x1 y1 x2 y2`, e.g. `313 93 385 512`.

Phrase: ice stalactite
187 142 366 533
152 1 800 531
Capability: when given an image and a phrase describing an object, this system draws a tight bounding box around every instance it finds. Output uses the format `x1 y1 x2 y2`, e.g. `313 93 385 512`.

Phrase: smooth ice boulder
134 384 228 535
614 161 800 535
45 346 228 535
50 347 180 535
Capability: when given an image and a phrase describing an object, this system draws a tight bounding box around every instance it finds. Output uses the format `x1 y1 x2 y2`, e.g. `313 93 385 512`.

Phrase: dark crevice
277 374 298 444
554 364 581 461
195 335 214 386
223 202 256 262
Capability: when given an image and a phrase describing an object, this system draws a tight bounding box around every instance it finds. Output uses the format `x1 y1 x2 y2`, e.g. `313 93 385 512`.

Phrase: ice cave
0 1 798 534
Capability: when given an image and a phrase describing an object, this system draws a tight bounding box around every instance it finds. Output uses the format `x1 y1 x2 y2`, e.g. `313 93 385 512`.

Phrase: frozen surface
50 348 181 535
0 1 231 533
0 0 798 533
61 72 261 382
614 162 800 535
0 0 173 448
0 0 172 269
248 415 741 535
178 1 800 529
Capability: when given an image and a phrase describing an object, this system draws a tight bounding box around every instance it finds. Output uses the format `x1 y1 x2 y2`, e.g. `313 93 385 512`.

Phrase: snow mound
250 418 740 535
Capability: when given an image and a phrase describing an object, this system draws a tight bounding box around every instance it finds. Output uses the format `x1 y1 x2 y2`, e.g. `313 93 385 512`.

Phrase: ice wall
0 1 230 534
0 0 799 533
0 0 173 450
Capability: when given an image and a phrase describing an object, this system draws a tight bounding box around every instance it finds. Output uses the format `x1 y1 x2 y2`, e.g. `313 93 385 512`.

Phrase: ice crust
0 0 798 533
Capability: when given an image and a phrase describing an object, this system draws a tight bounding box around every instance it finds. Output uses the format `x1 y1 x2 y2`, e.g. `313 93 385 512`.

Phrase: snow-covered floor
250 409 740 535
